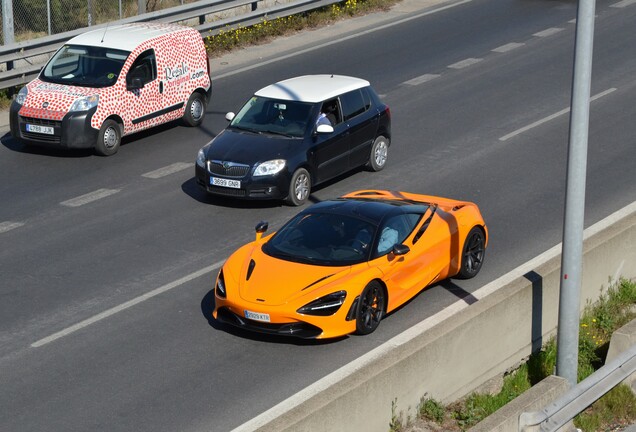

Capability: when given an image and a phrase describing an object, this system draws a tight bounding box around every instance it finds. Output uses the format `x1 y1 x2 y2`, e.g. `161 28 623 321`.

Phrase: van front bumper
10 103 99 149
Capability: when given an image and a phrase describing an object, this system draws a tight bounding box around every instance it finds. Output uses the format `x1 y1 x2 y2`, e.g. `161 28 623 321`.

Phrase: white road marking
492 42 524 53
31 260 225 348
60 188 120 207
142 162 194 179
448 58 483 69
0 221 25 233
533 27 564 37
611 0 636 7
499 88 616 141
403 74 441 86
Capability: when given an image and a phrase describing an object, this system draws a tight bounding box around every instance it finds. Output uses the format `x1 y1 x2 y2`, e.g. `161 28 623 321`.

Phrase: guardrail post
251 1 258 12
2 0 15 45
138 0 146 15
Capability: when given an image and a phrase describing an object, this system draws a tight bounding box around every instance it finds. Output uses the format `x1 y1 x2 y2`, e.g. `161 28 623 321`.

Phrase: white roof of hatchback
66 22 192 52
255 75 370 103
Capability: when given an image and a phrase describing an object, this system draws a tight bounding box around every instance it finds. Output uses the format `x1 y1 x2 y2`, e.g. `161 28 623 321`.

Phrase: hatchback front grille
207 161 250 178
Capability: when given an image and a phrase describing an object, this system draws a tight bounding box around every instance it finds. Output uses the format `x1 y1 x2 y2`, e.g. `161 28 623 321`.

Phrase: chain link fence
1 0 202 45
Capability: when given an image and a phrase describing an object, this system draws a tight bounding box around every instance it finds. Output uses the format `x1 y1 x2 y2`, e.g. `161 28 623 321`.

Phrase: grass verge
399 278 636 431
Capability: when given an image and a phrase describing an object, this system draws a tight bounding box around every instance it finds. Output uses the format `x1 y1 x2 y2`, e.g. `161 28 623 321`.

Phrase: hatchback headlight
253 159 286 177
196 148 206 168
297 291 346 316
15 87 28 105
69 94 99 112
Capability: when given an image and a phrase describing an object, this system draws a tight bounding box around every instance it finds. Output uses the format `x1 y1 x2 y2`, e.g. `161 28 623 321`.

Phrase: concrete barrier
234 201 636 432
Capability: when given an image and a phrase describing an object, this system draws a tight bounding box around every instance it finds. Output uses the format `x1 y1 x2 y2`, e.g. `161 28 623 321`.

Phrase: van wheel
95 120 122 156
285 168 311 206
183 92 206 127
367 135 389 171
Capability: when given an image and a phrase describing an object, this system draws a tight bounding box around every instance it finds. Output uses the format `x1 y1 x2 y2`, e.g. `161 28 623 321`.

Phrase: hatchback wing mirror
316 124 334 134
225 112 235 122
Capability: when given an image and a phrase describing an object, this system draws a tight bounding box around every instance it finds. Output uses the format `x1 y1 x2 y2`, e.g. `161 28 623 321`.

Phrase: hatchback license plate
244 310 270 322
211 177 241 189
26 124 54 135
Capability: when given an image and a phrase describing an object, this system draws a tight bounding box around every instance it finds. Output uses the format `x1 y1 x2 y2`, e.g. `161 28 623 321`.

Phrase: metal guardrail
0 0 340 90
518 343 636 431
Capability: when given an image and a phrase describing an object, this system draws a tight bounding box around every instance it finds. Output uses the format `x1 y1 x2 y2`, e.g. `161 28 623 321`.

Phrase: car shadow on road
181 165 366 209
200 288 345 346
1 132 94 158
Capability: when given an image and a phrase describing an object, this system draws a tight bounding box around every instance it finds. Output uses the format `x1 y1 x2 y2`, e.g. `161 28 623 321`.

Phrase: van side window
127 49 156 87
340 88 370 121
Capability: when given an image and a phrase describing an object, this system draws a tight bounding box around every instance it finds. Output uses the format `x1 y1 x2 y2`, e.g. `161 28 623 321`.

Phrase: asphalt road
1 0 635 430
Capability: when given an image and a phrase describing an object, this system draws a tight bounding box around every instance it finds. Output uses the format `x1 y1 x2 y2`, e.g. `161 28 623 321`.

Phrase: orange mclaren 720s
212 190 488 339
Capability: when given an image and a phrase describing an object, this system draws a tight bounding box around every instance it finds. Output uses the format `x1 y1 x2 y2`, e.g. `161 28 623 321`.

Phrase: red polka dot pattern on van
19 23 211 137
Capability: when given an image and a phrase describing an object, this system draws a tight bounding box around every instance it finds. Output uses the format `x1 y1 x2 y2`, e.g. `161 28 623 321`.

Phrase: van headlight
253 159 286 177
69 95 99 112
15 87 28 106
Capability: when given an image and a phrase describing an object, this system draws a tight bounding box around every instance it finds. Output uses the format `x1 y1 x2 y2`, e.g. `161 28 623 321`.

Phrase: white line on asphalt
213 0 473 80
492 42 525 53
403 74 441 86
533 27 564 37
31 260 225 348
60 188 121 207
611 0 636 7
232 200 636 432
142 162 194 179
498 87 617 141
448 58 483 69
0 221 25 233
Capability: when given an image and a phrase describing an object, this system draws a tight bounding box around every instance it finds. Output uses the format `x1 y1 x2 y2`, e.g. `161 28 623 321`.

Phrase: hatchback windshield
263 212 377 266
230 96 314 138
41 44 129 88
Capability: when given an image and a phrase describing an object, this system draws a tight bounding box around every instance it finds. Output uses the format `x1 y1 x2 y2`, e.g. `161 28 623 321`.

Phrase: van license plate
211 177 241 189
244 310 270 322
26 124 54 135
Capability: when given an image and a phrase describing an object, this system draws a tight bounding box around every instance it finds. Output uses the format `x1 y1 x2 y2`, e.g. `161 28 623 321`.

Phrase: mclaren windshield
40 44 129 88
263 212 376 266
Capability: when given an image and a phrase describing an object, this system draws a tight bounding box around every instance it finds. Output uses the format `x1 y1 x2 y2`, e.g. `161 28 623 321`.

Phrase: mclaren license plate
244 310 270 322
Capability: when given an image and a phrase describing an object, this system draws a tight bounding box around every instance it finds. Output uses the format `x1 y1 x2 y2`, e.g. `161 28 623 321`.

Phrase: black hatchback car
195 74 391 206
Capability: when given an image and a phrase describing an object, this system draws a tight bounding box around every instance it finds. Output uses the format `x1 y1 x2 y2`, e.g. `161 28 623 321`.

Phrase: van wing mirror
127 77 144 91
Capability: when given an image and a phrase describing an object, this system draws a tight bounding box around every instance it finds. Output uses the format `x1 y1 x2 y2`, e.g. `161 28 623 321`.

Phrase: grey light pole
2 0 15 45
556 0 597 386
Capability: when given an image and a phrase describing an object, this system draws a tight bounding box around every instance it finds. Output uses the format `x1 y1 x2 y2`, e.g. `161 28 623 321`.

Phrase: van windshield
40 44 130 88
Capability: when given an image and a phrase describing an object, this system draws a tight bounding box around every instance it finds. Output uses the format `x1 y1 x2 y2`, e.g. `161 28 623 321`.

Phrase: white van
10 22 212 155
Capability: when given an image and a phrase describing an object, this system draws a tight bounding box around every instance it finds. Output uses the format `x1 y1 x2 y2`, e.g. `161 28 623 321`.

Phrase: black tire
355 281 386 335
457 227 486 279
367 135 389 171
95 119 122 156
285 168 311 206
183 92 206 127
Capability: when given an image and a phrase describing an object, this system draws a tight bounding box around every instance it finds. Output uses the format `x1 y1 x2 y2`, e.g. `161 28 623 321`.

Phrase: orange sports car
212 190 488 339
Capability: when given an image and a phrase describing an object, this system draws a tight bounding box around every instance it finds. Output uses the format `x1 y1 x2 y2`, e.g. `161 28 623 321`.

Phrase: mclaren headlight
297 291 346 316
216 270 227 298
69 94 99 112
253 159 285 177
196 148 206 168
15 87 28 105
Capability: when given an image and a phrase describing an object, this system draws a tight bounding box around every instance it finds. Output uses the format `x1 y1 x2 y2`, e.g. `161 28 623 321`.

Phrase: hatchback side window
126 49 156 88
340 88 370 121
